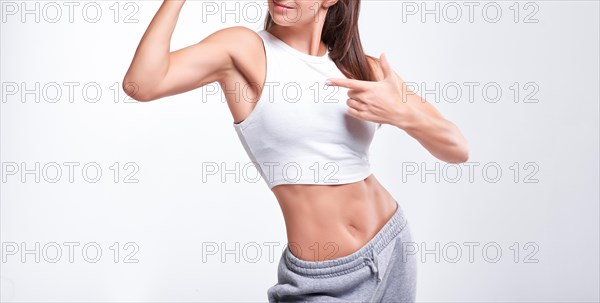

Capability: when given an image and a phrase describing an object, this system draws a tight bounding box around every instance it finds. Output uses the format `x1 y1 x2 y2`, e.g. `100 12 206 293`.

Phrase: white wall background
1 0 598 301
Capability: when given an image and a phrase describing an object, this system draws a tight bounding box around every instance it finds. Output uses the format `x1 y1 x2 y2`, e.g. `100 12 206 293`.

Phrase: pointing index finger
325 77 370 90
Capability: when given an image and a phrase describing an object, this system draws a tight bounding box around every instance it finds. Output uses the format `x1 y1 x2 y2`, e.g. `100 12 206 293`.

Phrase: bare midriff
271 174 399 262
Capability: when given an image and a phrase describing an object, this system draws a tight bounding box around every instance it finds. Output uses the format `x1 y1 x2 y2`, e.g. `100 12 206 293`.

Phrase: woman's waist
272 175 398 261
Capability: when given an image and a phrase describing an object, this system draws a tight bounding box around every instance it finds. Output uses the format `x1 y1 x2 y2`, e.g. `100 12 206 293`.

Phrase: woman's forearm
398 94 470 163
122 0 186 100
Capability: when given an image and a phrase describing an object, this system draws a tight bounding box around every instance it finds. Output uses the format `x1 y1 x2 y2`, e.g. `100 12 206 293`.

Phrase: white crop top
233 29 380 190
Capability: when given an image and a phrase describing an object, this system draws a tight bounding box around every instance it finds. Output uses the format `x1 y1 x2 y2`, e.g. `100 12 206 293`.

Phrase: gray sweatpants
267 200 418 302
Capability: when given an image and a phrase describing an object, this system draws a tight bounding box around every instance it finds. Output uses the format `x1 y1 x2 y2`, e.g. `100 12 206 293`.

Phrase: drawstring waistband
362 248 382 282
283 200 407 279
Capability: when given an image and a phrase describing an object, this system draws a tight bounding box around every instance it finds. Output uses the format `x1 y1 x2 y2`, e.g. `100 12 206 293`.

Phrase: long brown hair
264 0 377 82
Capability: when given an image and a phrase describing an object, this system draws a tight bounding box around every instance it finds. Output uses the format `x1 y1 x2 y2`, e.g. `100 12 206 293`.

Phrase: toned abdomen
272 174 398 261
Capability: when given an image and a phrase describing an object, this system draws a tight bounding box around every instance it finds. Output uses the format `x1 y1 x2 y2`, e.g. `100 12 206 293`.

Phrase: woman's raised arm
122 0 240 102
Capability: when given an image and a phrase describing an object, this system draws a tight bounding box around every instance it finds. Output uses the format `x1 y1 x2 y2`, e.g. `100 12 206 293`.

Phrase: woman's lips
274 0 294 9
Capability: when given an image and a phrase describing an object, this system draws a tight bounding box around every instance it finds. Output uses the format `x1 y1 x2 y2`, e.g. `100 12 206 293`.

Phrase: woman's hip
267 200 418 302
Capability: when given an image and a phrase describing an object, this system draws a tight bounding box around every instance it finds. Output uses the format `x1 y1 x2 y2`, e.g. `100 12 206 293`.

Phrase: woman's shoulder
208 26 263 49
208 26 266 76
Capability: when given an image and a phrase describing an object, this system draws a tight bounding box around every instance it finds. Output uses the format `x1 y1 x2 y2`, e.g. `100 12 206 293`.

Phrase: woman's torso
221 28 398 261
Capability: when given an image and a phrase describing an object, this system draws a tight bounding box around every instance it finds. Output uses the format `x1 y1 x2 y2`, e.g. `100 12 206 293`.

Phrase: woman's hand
326 53 469 163
325 53 418 129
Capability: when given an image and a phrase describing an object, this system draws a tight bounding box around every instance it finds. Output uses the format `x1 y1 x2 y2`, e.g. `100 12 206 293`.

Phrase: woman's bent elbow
453 142 470 163
122 78 154 102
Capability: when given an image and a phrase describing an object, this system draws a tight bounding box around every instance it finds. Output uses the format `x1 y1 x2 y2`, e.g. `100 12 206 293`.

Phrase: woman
122 0 469 301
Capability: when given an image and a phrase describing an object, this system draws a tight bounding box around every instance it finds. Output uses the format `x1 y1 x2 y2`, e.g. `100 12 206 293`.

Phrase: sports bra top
233 29 381 190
